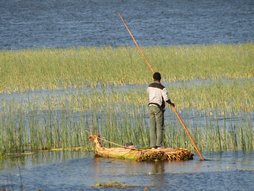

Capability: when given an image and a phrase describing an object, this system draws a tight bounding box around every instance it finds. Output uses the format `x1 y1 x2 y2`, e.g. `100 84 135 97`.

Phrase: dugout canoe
89 135 193 162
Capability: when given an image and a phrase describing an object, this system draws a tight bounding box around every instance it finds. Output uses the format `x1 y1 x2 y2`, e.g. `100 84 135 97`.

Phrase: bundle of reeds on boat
89 135 193 162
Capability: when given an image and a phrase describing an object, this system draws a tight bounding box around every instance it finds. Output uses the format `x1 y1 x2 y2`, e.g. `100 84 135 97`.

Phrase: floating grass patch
94 181 140 189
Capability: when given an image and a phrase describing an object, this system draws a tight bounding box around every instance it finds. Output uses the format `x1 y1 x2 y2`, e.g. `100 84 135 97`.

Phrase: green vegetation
0 43 253 93
0 43 253 157
94 182 139 188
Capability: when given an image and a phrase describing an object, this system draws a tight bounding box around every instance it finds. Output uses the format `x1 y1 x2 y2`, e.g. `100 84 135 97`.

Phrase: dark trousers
149 105 164 147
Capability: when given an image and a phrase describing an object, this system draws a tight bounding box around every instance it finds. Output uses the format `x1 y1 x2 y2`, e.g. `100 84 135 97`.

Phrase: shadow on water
0 151 254 191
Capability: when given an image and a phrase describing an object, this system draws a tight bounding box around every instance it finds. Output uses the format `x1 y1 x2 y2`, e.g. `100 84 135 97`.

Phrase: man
147 72 175 149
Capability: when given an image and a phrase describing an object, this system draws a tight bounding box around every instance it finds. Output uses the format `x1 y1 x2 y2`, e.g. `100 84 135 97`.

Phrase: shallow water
1 78 253 132
0 0 253 50
0 151 254 191
1 78 253 103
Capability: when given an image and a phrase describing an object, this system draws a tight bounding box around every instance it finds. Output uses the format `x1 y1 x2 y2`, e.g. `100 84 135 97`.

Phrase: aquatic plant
0 43 253 156
94 182 139 189
0 85 253 157
0 43 253 93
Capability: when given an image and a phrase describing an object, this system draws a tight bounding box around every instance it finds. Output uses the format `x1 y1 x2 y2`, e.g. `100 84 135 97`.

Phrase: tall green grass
0 43 253 93
0 79 253 156
0 43 253 157
171 80 254 112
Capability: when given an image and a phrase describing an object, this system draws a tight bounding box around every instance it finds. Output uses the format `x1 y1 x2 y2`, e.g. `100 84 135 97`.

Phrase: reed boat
89 135 193 162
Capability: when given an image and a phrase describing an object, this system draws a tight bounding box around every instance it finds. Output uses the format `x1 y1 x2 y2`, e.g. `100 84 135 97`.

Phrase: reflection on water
0 151 254 191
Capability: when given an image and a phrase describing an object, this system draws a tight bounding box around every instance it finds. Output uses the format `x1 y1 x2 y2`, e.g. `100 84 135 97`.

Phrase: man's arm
162 88 175 107
166 99 175 107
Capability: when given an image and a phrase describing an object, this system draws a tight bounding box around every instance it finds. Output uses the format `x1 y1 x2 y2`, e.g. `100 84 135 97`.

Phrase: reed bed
0 43 253 157
0 79 253 156
0 43 253 93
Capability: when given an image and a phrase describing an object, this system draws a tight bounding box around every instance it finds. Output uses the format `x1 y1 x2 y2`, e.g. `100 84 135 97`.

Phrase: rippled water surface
0 151 254 191
0 1 253 190
0 0 253 49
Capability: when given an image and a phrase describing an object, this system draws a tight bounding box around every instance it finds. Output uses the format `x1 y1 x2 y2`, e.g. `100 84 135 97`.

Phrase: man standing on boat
147 72 175 149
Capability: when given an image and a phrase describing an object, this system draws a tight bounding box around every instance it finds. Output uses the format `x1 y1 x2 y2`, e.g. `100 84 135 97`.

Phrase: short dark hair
153 72 161 81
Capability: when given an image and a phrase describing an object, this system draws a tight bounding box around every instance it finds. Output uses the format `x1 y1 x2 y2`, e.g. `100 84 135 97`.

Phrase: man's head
153 72 161 81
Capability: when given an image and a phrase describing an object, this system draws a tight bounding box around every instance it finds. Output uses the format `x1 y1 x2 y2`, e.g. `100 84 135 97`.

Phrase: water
1 77 253 103
1 78 253 133
0 151 254 191
1 1 253 190
0 0 253 50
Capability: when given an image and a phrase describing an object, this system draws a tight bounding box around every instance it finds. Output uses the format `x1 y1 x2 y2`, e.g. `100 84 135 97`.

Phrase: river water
1 1 254 190
0 0 253 50
0 151 254 191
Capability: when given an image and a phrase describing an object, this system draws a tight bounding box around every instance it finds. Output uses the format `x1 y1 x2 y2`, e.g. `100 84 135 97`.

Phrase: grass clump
93 181 142 189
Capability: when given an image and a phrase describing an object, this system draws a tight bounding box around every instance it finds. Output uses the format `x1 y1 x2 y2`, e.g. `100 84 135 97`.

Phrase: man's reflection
150 161 165 188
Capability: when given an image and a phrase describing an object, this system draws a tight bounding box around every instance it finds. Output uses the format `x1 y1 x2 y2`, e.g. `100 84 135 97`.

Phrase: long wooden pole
118 13 155 73
118 13 205 161
171 107 205 160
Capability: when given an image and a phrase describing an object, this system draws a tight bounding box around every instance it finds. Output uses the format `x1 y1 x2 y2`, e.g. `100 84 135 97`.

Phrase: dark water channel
0 151 254 191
